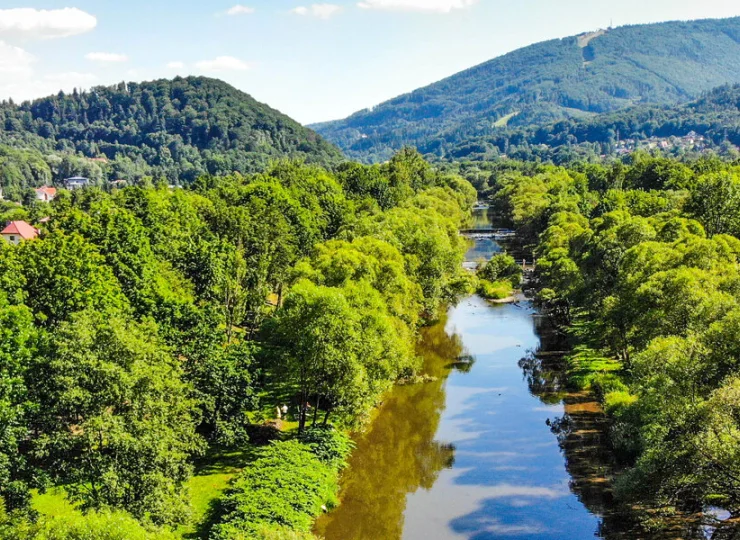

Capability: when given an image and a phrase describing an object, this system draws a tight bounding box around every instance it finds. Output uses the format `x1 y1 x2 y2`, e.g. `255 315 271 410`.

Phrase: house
1 221 39 245
35 186 57 202
109 179 127 189
64 177 90 190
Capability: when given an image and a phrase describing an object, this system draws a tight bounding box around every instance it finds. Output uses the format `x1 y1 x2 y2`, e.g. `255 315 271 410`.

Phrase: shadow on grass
183 446 262 539
183 493 227 540
192 446 262 477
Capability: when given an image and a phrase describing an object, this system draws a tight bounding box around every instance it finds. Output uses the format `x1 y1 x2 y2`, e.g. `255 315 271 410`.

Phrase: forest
0 77 342 200
0 149 477 539
423 84 740 163
471 152 740 528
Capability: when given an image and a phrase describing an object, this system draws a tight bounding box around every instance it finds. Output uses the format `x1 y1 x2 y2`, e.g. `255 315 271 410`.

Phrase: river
313 209 727 539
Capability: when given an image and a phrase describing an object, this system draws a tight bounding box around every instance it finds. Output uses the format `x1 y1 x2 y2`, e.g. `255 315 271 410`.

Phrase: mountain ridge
313 16 740 162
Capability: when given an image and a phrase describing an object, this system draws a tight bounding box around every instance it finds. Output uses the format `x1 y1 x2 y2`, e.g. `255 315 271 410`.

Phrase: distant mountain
439 84 740 162
0 77 342 185
313 17 740 163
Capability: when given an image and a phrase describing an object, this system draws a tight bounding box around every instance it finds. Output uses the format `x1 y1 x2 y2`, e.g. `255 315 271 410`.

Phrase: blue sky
1 0 739 124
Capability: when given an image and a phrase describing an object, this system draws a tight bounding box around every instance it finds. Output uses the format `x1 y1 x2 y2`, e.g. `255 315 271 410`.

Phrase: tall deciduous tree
29 309 203 525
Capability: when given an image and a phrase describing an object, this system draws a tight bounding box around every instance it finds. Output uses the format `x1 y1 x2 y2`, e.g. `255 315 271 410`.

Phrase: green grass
30 448 260 539
565 344 623 390
31 487 81 519
493 112 519 127
177 447 259 539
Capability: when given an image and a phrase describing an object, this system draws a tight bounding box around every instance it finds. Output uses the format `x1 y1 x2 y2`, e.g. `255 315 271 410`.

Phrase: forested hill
313 16 740 162
0 77 342 195
440 84 740 162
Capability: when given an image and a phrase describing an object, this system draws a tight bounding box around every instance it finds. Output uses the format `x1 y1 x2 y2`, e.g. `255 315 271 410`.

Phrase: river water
313 209 727 539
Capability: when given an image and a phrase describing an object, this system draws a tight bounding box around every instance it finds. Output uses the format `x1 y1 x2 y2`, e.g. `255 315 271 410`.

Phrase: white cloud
226 5 255 15
0 8 96 40
86 52 128 63
167 61 186 69
195 56 250 72
0 40 34 77
357 0 477 13
0 41 98 102
291 4 343 19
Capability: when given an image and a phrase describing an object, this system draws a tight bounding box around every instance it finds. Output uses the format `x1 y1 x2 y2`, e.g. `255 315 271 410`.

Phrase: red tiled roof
35 186 57 196
1 221 39 240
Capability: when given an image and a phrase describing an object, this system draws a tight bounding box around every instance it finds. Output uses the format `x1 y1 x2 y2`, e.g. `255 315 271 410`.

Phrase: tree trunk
277 283 284 309
298 387 308 433
313 395 321 426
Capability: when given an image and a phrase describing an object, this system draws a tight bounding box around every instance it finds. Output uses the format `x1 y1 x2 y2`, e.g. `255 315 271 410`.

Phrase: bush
299 426 354 469
604 391 642 464
478 254 523 286
604 391 638 416
477 279 513 300
591 373 629 402
210 441 339 540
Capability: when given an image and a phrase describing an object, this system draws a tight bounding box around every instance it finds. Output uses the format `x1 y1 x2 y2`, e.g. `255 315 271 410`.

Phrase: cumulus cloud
226 5 255 15
0 7 96 40
0 41 97 102
195 56 250 72
0 41 34 77
357 0 477 13
167 61 186 69
291 4 343 19
86 52 128 63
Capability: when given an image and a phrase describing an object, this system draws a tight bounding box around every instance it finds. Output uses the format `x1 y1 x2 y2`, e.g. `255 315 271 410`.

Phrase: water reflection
464 237 502 266
470 207 493 230
400 297 602 540
313 312 463 540
464 208 503 270
316 206 737 539
521 326 736 540
317 297 605 540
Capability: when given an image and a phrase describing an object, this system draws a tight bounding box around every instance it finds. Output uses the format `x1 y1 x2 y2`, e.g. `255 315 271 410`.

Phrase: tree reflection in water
314 312 464 540
522 314 733 540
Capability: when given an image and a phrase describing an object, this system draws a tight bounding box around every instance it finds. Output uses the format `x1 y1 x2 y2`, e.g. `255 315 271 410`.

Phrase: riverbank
315 295 615 539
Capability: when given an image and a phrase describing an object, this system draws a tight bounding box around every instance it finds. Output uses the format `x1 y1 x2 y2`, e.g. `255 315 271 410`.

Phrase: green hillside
440 84 740 162
313 16 740 162
0 77 342 197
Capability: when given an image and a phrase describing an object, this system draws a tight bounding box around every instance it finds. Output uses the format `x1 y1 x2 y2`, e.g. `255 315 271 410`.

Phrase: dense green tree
29 309 203 525
686 171 740 237
16 232 129 327
0 295 36 511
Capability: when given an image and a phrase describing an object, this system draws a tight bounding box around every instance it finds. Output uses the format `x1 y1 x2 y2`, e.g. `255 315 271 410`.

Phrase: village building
64 177 90 190
1 221 39 245
35 186 57 202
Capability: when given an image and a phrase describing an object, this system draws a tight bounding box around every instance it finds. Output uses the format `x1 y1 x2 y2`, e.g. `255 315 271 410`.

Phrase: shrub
299 426 354 469
590 373 629 402
604 391 642 464
477 280 513 300
478 254 523 286
210 441 339 540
